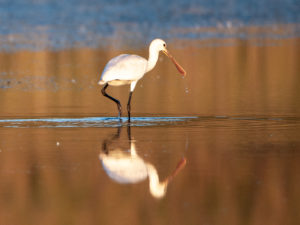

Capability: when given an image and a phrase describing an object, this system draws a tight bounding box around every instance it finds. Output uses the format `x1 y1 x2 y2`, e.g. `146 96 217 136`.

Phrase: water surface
0 0 299 50
0 116 299 224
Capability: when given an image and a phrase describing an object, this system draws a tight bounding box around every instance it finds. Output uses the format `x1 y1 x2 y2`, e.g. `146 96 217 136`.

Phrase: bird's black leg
101 83 122 120
127 91 133 122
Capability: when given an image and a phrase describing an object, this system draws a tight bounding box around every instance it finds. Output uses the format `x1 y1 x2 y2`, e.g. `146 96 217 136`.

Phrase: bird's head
150 38 168 53
150 38 186 76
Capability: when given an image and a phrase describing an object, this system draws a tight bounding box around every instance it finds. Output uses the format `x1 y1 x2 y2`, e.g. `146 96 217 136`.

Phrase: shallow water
0 116 299 224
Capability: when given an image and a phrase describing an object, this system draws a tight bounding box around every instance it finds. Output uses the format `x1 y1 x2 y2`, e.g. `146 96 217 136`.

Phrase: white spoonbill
98 38 186 122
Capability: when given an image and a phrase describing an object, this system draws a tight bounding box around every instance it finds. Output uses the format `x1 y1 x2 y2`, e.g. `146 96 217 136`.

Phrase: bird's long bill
163 50 186 76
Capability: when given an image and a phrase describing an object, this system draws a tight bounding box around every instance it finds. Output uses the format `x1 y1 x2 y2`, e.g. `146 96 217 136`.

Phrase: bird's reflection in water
99 125 186 199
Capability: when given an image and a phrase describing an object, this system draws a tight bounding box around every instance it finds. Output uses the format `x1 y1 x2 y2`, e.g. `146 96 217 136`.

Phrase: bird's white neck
146 48 160 73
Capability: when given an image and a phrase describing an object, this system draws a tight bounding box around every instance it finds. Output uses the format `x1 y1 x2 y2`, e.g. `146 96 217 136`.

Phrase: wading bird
98 38 186 122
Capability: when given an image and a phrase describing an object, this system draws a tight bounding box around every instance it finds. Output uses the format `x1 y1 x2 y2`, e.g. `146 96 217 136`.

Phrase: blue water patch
0 116 198 128
0 0 299 51
0 116 298 128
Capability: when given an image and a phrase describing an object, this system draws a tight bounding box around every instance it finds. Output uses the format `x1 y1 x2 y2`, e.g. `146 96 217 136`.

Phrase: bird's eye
163 43 166 47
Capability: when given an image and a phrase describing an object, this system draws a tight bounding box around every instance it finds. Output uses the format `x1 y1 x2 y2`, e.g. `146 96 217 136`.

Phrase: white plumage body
99 54 148 86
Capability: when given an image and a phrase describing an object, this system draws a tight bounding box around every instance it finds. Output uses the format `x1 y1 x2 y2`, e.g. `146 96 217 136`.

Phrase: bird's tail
98 80 106 85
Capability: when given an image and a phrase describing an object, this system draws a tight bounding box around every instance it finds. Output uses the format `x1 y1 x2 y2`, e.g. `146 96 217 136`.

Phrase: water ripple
0 116 198 128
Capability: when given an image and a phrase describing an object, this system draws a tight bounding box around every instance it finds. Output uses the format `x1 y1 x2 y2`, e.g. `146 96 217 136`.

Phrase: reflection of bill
99 126 186 199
